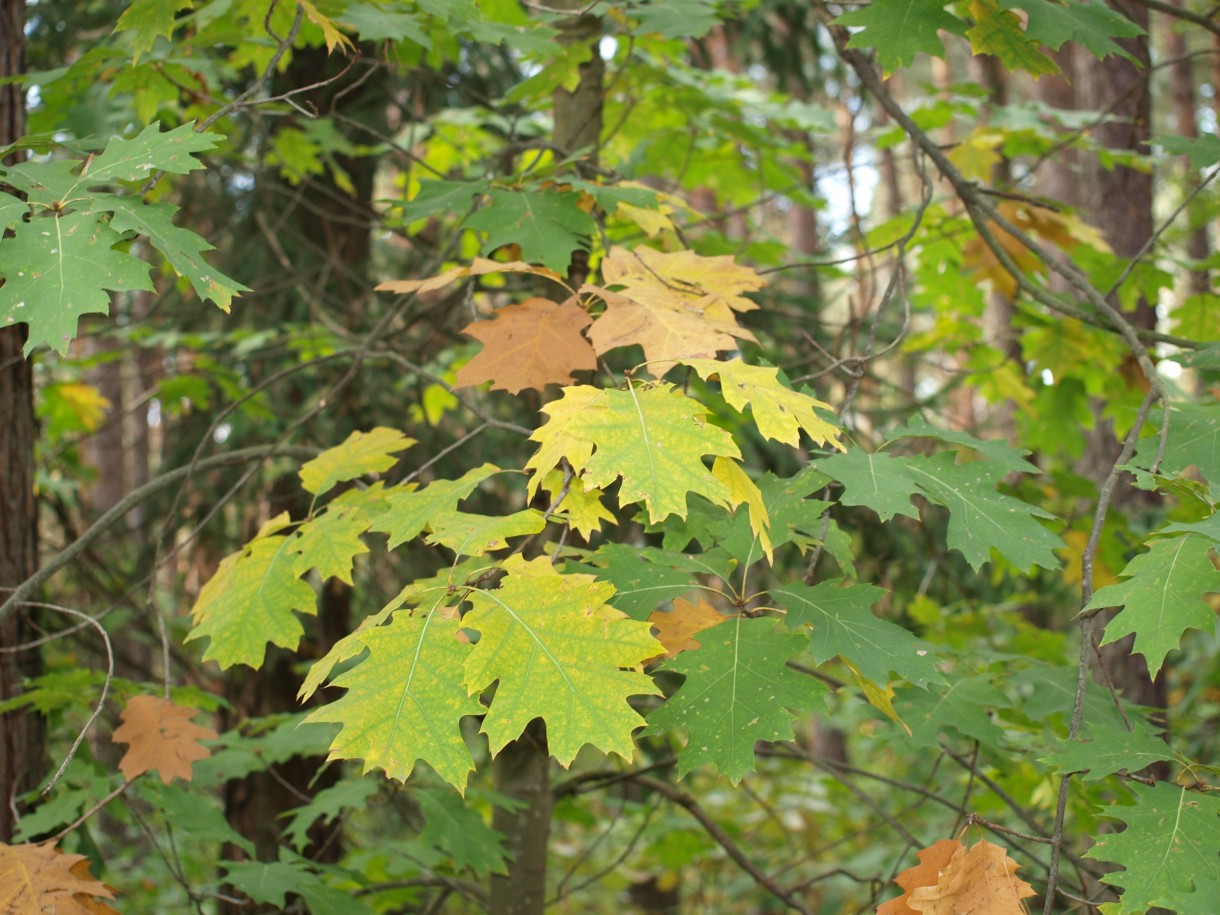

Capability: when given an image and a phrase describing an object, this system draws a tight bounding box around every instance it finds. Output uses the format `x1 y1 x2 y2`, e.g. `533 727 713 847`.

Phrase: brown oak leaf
375 258 562 295
454 296 597 393
908 839 1037 914
112 695 218 784
647 597 727 660
585 246 762 376
877 838 962 915
0 842 119 914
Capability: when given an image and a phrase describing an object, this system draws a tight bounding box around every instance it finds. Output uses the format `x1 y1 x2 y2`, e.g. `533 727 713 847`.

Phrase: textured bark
0 0 44 844
1166 8 1210 302
490 719 554 915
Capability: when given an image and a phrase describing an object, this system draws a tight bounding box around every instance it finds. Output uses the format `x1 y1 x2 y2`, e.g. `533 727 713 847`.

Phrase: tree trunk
0 0 44 844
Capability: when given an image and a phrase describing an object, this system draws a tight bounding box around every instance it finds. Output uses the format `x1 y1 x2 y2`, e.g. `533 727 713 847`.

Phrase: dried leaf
454 296 597 393
647 596 727 659
112 695 218 784
878 838 963 915
585 246 762 376
375 258 562 295
0 842 119 914
908 839 1037 914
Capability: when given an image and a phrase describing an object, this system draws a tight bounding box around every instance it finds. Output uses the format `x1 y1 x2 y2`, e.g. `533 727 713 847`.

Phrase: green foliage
1087 784 1220 914
9 0 1220 912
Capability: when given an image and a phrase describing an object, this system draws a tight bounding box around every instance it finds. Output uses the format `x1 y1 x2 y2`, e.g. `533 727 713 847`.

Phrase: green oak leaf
461 188 595 272
817 450 921 521
463 556 662 764
645 617 826 781
1135 402 1220 481
1086 783 1220 914
898 675 1010 749
399 178 489 223
1157 134 1220 170
1086 534 1220 678
0 159 83 208
337 2 430 45
304 610 483 791
1041 720 1178 782
526 383 741 524
0 190 25 230
289 510 371 585
906 452 1063 570
298 427 415 497
575 543 701 620
679 357 843 449
186 530 317 668
891 414 1039 473
1010 0 1145 63
0 212 155 353
84 122 220 184
99 196 249 312
114 0 193 61
222 859 366 914
425 509 546 556
369 463 502 549
773 581 945 688
834 0 966 73
628 0 720 39
415 788 509 877
282 780 378 852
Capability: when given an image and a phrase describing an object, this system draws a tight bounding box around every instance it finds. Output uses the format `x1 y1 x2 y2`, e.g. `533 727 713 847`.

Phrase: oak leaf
454 296 597 393
525 382 741 523
680 357 844 450
647 596 727 658
907 839 1037 914
539 469 615 539
375 258 563 295
585 246 762 376
878 839 963 915
0 842 119 914
112 695 218 784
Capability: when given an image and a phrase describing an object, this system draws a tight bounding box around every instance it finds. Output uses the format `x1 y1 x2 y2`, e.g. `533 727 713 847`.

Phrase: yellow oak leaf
842 658 911 736
712 456 774 562
375 258 563 295
297 0 355 53
540 469 615 539
681 357 844 449
524 382 740 523
647 596 727 659
112 695 218 784
454 296 597 393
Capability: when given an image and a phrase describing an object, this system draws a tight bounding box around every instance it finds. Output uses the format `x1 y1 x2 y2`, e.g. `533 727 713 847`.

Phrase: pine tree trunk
0 0 44 844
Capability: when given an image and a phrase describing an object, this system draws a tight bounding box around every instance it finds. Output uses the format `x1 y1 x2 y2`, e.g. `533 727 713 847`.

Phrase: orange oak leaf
647 597 728 659
375 258 563 295
112 695 218 784
585 246 762 376
877 838 962 915
454 296 597 393
907 839 1037 914
0 842 119 914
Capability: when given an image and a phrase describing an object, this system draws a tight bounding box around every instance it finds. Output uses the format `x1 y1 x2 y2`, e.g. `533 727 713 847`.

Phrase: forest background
1 0 1220 913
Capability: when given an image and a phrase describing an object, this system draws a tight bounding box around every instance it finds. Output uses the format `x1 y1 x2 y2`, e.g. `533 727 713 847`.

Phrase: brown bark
0 0 44 843
490 719 554 915
1167 9 1210 302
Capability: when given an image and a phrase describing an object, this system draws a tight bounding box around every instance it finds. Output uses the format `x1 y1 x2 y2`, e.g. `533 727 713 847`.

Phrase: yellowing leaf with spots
712 456 773 562
462 556 663 764
525 382 741 523
298 427 415 497
541 470 616 539
681 357 843 449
